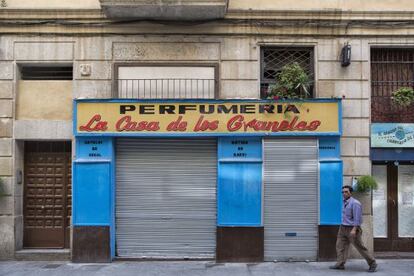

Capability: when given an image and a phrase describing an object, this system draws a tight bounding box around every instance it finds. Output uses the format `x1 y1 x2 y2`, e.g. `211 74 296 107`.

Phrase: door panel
373 165 388 238
397 166 414 238
65 153 72 248
263 139 318 261
24 142 71 248
374 163 414 252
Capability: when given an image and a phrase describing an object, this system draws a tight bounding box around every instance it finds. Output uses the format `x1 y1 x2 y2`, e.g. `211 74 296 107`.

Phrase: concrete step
15 249 70 261
375 251 414 259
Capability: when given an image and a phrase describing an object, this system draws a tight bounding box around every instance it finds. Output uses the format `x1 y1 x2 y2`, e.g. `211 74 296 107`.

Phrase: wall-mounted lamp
394 161 399 167
340 43 352 67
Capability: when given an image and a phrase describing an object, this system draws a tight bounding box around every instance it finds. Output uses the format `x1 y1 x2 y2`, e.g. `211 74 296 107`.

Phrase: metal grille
20 65 73 80
260 47 314 98
117 79 215 99
263 139 318 261
115 138 217 259
371 48 414 122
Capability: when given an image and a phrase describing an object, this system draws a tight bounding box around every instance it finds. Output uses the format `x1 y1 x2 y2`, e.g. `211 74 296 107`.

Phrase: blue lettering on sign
84 140 103 157
76 137 113 159
219 137 261 160
84 140 103 145
231 140 248 157
371 123 414 148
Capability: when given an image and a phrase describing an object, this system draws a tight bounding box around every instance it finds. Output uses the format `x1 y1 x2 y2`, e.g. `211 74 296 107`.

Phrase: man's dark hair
342 185 353 193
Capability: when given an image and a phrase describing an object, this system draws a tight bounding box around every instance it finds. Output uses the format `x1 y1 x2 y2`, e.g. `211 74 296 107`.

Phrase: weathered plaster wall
5 0 100 9
4 0 414 12
229 0 414 11
17 81 72 120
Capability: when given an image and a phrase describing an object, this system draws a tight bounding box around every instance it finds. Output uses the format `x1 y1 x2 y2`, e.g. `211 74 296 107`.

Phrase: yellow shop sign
75 100 340 136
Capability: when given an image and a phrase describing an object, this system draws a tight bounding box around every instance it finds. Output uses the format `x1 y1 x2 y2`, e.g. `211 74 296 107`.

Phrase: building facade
0 0 413 262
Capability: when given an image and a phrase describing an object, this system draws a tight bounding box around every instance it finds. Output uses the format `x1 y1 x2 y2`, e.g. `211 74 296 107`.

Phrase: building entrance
23 141 71 248
373 164 414 251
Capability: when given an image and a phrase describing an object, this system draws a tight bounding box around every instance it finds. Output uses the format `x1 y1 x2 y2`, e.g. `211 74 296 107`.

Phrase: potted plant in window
391 87 414 107
266 62 311 101
263 62 311 116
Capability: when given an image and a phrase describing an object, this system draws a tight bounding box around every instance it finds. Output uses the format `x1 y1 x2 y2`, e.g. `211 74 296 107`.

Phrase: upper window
116 65 217 99
371 48 414 123
260 47 314 99
19 65 73 80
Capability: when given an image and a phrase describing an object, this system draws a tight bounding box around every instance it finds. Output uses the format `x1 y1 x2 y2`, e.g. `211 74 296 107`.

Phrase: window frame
260 46 315 99
113 63 219 99
370 47 414 123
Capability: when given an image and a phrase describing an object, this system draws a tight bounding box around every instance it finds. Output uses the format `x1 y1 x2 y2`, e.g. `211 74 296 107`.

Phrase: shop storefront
72 99 343 262
371 123 414 252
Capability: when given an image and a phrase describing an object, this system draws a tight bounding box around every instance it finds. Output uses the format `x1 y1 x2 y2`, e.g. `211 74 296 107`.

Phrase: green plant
267 62 311 100
391 87 414 107
356 175 378 193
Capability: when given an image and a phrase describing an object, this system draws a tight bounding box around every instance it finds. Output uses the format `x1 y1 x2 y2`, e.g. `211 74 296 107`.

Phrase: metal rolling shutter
116 138 217 259
264 139 318 261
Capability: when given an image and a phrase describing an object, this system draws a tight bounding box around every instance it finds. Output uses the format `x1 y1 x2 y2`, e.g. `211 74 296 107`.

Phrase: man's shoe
329 264 345 270
368 262 377 273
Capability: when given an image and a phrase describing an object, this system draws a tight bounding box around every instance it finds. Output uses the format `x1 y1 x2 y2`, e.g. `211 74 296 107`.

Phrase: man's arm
351 201 362 236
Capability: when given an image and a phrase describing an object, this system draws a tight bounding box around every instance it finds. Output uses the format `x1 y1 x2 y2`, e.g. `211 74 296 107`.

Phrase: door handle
388 197 396 206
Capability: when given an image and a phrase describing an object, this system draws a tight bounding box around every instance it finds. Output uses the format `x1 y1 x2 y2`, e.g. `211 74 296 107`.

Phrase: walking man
330 185 378 272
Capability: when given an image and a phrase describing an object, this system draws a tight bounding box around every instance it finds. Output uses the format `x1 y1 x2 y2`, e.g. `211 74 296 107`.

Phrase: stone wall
0 42 14 258
317 38 373 257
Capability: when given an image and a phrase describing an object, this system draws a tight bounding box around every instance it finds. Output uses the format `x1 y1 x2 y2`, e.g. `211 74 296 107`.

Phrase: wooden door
23 141 71 248
374 163 414 251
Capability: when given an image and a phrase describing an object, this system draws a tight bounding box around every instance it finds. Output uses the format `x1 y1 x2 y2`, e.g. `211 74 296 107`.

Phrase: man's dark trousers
336 225 375 266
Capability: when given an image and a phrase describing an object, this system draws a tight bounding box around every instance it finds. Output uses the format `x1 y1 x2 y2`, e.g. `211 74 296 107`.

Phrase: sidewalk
1 259 414 276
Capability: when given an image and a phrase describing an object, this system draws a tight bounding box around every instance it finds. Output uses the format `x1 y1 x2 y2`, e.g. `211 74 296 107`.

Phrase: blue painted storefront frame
72 137 116 258
73 98 343 260
217 137 263 226
318 137 343 225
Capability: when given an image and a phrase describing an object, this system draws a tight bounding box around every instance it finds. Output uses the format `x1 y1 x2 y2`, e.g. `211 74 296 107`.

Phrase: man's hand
350 227 357 237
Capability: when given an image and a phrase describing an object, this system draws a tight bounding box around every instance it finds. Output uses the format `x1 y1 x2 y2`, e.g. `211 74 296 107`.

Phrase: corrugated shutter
264 139 318 261
116 138 217 259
